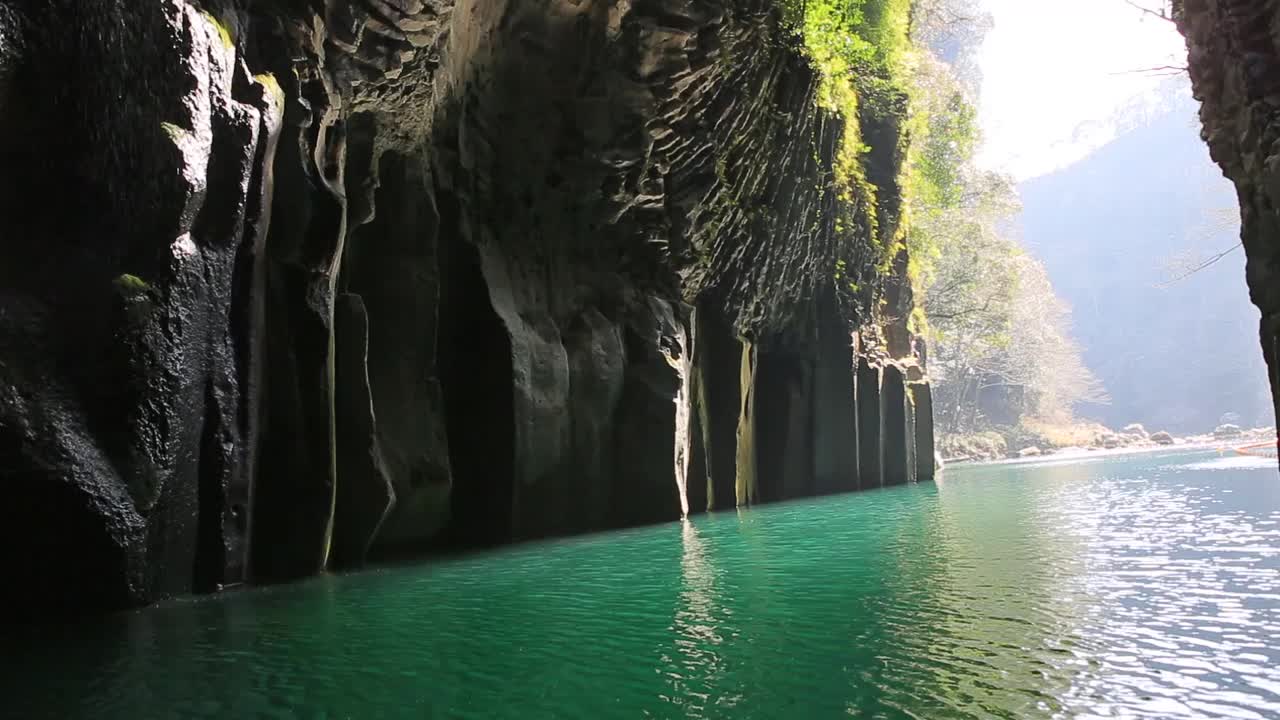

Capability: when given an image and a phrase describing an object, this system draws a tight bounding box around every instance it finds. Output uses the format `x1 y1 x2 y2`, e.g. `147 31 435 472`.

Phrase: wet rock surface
0 0 932 612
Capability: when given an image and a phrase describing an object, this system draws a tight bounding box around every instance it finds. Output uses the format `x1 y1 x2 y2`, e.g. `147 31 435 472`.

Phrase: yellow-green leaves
777 0 914 270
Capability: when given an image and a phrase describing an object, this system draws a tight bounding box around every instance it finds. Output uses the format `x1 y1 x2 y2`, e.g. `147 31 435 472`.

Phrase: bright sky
976 0 1189 180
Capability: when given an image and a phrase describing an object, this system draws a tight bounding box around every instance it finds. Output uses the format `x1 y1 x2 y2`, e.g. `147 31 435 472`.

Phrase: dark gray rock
1177 0 1280 444
331 294 396 569
882 365 912 486
0 2 279 610
911 383 936 481
345 154 452 553
0 0 936 613
689 302 744 512
857 357 884 489
812 300 860 495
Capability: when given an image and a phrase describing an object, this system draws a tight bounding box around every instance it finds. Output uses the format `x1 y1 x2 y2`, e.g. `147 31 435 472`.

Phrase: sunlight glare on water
5 449 1279 719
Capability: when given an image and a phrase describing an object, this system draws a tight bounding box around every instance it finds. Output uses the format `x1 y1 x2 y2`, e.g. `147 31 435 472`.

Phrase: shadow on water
4 450 1279 719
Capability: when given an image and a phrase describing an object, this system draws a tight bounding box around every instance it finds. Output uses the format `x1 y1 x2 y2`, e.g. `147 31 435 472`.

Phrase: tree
927 240 1109 432
904 1 1107 435
1122 0 1175 23
1005 256 1110 421
1115 0 1187 75
910 0 991 92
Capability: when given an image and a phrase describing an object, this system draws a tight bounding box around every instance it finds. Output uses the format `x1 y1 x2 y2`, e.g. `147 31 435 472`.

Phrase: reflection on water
664 520 725 716
4 450 1279 719
1051 455 1280 718
1185 455 1278 472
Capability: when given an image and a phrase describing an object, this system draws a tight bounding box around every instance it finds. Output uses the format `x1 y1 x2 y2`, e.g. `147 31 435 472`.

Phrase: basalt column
250 58 353 583
856 358 884 489
691 303 744 511
882 365 911 486
755 345 816 503
911 383 936 481
684 310 711 516
735 341 760 506
346 155 453 556
436 209 515 549
812 301 859 495
610 303 687 528
330 294 395 569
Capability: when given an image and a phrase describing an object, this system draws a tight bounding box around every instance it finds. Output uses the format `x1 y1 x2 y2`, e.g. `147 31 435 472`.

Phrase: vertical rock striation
1176 0 1280 436
0 0 934 613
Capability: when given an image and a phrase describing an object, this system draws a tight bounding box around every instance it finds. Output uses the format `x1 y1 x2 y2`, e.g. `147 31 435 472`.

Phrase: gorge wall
1177 0 1280 436
0 0 933 613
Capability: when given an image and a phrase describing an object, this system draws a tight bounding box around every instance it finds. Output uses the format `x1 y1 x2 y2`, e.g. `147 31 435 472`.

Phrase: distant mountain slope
1017 93 1271 433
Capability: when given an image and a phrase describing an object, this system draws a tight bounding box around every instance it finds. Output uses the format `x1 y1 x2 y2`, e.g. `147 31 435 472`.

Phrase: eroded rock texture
1177 0 1280 434
0 0 933 612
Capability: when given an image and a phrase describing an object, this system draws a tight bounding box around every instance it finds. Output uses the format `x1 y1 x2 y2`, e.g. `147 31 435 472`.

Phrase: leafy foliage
897 0 1106 435
778 0 914 277
779 0 912 79
777 0 1104 438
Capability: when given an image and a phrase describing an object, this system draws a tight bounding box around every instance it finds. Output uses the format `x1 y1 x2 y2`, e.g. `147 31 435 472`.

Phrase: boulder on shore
1150 431 1175 445
1213 424 1243 439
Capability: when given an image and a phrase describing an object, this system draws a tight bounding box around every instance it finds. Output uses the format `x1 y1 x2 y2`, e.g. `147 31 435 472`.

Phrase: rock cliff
0 0 932 612
1176 0 1280 438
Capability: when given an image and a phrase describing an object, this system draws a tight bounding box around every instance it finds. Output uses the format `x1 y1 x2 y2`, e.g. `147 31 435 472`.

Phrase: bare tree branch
1109 65 1189 77
1122 0 1175 23
1157 242 1243 287
926 293 998 321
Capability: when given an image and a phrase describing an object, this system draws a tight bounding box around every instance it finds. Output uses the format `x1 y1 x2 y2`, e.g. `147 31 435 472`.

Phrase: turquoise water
7 449 1280 718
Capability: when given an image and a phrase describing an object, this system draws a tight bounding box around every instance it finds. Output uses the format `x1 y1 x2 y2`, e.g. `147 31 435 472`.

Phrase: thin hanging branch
1157 242 1243 287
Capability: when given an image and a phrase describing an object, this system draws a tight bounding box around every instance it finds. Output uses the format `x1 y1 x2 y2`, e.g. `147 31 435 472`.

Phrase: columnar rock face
881 365 911 486
856 356 884 488
1176 0 1280 435
911 383 936 482
0 0 933 613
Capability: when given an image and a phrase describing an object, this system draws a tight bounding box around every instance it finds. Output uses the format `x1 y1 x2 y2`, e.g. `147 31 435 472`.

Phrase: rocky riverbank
940 423 1278 464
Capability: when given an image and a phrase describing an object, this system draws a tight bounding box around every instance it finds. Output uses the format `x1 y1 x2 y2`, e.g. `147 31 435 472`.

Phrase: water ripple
3 450 1278 718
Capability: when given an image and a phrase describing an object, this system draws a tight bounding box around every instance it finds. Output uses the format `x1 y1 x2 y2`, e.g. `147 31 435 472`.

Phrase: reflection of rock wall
0 0 933 613
1176 0 1280 436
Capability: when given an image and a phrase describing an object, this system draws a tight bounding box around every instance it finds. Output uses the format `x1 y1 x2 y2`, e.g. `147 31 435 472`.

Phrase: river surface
6 449 1280 718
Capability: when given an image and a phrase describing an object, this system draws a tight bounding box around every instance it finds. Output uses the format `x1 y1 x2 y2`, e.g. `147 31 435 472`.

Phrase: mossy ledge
0 0 933 613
